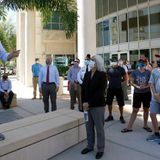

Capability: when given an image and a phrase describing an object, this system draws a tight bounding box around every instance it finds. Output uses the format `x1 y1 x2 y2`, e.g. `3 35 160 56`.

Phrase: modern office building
17 11 76 86
95 0 160 67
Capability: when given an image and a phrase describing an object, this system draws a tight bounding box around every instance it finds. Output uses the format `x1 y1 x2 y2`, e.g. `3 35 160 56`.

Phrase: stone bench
0 109 86 160
0 94 17 109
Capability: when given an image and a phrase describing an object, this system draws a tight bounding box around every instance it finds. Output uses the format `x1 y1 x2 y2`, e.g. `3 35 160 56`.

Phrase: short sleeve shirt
149 68 160 101
107 66 126 89
132 69 151 93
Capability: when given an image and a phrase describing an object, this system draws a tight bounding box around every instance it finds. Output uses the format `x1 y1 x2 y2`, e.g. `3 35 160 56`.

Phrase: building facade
17 11 76 86
96 0 160 67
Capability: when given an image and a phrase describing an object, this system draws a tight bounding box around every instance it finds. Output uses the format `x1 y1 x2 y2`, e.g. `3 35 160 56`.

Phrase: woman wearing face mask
81 55 107 159
121 59 152 133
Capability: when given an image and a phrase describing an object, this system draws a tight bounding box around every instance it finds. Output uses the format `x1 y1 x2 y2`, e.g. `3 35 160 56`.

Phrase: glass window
103 0 109 16
104 53 110 68
112 54 118 61
128 0 137 7
129 50 139 69
119 14 128 43
120 53 128 60
118 0 127 11
139 8 149 40
109 17 118 44
150 5 160 39
43 12 63 30
96 0 103 19
103 20 110 46
128 11 138 41
138 0 148 4
140 49 150 60
109 0 117 13
96 22 103 47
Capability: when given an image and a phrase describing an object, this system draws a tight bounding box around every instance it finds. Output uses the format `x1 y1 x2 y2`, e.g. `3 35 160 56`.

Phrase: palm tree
0 0 77 38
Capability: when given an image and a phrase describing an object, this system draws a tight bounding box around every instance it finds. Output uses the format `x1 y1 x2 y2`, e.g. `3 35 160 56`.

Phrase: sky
7 9 16 26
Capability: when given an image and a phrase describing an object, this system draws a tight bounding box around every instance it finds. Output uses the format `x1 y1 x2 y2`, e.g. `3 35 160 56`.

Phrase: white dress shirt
38 65 60 88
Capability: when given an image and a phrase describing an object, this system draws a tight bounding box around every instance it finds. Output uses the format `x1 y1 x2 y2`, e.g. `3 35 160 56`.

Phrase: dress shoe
81 148 93 154
0 133 5 141
32 97 36 100
96 152 104 159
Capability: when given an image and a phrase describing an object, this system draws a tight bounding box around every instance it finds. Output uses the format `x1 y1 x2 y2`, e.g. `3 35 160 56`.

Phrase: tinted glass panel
119 14 128 43
103 20 110 45
103 0 109 16
110 17 118 44
150 5 160 39
109 0 117 13
128 11 138 41
118 0 127 11
139 8 149 40
128 0 137 7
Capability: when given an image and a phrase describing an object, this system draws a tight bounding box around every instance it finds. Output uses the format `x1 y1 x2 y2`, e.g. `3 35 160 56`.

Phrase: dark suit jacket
82 70 107 108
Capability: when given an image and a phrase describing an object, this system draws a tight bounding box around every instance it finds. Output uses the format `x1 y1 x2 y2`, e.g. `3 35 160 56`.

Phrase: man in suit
38 55 59 113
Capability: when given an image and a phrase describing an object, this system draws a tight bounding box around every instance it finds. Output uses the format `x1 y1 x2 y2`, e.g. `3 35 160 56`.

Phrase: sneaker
0 133 5 141
146 134 160 142
105 116 114 122
120 116 126 124
81 148 93 154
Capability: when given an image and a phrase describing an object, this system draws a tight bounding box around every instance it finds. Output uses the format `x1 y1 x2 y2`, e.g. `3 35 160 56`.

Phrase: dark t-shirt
107 66 126 89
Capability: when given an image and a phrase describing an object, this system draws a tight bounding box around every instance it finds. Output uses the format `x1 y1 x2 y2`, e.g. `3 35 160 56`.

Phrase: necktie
86 65 89 73
46 66 49 84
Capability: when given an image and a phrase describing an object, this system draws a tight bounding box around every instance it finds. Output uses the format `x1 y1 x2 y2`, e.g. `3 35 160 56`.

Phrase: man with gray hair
38 56 59 113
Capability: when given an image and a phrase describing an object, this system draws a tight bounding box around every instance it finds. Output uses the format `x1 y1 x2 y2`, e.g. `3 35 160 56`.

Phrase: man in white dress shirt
39 56 60 113
0 41 20 141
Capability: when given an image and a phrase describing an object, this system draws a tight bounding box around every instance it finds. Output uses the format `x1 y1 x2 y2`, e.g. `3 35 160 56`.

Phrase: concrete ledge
0 109 86 159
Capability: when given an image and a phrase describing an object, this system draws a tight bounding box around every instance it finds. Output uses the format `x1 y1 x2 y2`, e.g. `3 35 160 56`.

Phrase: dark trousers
69 82 82 111
86 107 105 152
0 91 14 108
42 83 57 113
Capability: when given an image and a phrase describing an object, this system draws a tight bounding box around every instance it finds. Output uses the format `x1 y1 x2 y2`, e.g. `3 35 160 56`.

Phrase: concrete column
25 11 36 86
77 0 96 66
17 12 26 84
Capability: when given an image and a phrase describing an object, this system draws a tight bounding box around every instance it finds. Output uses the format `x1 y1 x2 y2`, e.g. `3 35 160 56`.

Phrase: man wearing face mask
147 56 160 142
105 59 126 123
122 59 152 133
31 58 43 99
0 73 14 110
38 56 59 113
77 54 91 110
67 58 82 111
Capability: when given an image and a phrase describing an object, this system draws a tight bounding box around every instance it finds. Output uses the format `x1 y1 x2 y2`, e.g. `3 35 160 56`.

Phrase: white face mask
110 62 117 66
89 60 95 69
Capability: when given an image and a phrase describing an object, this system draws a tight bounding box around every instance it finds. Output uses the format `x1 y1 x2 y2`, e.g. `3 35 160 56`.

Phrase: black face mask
157 61 160 67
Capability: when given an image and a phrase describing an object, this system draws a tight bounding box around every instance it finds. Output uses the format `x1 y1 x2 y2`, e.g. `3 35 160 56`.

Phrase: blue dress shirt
0 79 12 93
38 65 60 88
67 65 81 82
32 63 43 77
0 42 9 62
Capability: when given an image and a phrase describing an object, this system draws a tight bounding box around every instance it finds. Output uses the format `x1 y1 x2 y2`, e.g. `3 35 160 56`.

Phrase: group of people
67 54 160 159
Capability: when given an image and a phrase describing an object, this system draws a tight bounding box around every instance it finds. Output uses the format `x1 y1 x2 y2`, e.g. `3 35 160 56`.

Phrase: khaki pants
32 77 42 98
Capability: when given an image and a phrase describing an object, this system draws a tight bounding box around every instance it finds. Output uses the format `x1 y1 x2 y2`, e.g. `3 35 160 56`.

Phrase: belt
33 76 39 77
43 82 55 85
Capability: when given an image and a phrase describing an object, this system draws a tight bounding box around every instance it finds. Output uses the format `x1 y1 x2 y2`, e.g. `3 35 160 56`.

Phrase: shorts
106 88 124 107
150 100 160 114
133 92 151 108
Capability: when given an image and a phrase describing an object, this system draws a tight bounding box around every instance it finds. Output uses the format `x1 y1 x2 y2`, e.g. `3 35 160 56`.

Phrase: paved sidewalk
0 77 160 160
